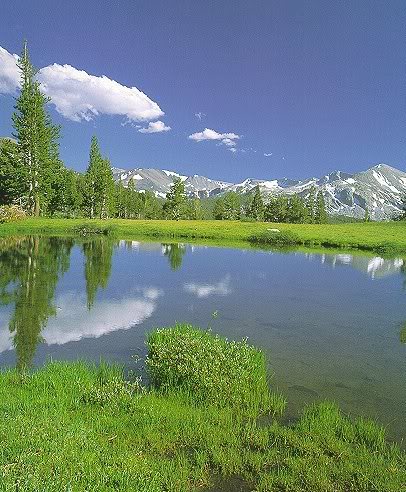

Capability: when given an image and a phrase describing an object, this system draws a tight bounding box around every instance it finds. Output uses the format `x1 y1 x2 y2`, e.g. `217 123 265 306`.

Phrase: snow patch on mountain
113 163 406 220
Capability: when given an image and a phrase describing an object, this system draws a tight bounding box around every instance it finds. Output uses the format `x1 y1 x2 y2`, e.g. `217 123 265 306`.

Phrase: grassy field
0 324 405 492
1 217 406 254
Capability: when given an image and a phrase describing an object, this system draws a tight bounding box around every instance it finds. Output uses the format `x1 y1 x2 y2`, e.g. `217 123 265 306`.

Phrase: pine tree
115 180 127 218
247 185 264 221
163 178 187 220
0 138 26 205
265 195 289 222
83 136 115 219
186 198 202 220
143 191 162 219
314 191 328 224
222 192 241 220
288 194 308 223
12 41 61 216
213 196 225 220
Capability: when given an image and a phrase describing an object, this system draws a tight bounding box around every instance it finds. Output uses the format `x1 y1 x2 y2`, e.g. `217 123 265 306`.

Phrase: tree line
212 185 328 223
0 40 373 225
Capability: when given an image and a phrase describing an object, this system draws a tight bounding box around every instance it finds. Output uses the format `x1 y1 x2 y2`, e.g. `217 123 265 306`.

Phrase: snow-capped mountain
112 167 231 199
113 163 406 220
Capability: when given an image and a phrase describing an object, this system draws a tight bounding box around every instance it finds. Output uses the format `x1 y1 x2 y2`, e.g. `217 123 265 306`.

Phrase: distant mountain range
113 163 406 220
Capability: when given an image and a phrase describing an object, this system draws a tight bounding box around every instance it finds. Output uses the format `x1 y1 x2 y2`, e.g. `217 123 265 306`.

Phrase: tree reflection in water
0 235 116 370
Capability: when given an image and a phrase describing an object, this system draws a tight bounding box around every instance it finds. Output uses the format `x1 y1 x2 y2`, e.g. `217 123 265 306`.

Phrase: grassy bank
0 324 405 491
1 217 406 254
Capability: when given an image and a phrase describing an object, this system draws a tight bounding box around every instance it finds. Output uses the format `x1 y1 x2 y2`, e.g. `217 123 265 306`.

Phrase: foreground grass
0 325 405 491
1 217 406 254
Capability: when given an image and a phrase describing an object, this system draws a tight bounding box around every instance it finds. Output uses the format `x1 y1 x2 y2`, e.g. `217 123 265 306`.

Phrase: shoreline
1 218 406 256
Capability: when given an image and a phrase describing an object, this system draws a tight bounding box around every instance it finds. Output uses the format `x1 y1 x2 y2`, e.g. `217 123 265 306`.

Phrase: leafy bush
0 205 26 223
248 229 300 246
146 324 285 417
72 222 116 236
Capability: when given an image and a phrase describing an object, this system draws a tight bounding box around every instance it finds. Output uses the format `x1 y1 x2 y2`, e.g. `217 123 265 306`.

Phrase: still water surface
0 236 405 440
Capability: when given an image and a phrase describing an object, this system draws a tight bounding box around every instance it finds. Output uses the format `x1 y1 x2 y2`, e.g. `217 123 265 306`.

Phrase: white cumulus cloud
38 63 164 122
0 47 20 94
188 128 240 149
0 45 165 124
138 120 171 133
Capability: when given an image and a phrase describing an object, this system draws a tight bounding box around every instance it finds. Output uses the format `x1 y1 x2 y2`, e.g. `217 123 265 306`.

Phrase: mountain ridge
112 163 406 220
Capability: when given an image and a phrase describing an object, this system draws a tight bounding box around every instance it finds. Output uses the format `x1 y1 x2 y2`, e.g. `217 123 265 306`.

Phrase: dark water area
0 235 405 442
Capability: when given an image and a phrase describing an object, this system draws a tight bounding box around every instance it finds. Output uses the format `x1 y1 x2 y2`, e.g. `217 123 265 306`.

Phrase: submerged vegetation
0 325 404 491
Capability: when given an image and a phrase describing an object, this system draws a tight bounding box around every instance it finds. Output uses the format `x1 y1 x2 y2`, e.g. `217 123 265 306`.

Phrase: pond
0 235 405 441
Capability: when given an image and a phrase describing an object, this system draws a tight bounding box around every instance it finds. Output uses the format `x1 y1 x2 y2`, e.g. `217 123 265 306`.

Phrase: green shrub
146 324 285 417
0 205 26 223
248 229 300 246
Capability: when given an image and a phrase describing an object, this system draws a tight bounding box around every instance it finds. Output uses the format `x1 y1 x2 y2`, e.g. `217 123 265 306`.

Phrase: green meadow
0 324 405 492
1 218 406 254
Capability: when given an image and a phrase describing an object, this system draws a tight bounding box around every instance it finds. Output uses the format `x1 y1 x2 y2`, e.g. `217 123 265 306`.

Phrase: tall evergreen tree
247 185 264 220
264 195 288 222
213 196 225 220
84 136 115 219
126 177 141 218
115 180 128 218
12 41 62 216
163 178 187 220
222 192 241 220
185 197 202 220
143 191 162 219
288 194 308 223
0 138 26 205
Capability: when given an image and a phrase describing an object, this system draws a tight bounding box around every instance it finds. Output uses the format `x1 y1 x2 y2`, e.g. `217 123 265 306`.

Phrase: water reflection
0 236 73 370
306 253 405 279
0 236 405 372
83 238 115 309
43 290 161 345
184 275 232 298
162 243 186 271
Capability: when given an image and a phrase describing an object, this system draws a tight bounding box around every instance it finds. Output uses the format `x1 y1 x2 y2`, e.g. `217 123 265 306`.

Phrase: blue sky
0 0 405 182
